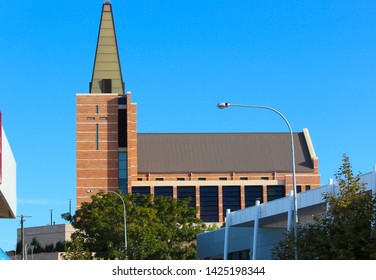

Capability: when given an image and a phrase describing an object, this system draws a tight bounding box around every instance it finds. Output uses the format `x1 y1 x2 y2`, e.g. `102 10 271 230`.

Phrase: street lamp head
217 102 231 109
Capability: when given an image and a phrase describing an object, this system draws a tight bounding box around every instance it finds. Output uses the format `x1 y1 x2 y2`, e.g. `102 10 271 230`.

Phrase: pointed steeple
90 2 124 95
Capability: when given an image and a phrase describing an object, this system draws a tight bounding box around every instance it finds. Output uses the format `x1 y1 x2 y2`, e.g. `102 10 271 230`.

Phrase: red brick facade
126 94 137 192
76 94 119 206
76 91 320 221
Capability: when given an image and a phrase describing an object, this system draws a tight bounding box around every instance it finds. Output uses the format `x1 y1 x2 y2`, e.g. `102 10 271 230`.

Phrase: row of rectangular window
86 117 108 120
296 185 311 192
130 185 285 222
137 176 271 181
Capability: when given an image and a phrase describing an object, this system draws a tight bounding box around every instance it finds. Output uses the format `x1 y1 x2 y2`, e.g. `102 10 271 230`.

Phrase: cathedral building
76 2 320 223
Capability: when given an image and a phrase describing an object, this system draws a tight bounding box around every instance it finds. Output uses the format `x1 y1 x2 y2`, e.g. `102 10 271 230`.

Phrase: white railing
228 167 376 227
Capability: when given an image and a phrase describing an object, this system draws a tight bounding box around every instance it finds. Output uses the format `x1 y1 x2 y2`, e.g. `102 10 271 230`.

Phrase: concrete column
223 209 231 260
251 200 260 260
287 190 293 230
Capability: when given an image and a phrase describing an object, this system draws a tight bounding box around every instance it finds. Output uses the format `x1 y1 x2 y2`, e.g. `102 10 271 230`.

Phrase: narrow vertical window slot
96 123 99 150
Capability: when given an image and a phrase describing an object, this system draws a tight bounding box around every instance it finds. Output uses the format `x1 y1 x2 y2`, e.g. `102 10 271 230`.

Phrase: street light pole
108 190 127 259
87 189 127 259
217 102 298 260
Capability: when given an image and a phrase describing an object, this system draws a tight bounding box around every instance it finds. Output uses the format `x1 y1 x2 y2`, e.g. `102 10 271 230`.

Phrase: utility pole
69 199 72 221
18 215 31 260
50 209 53 225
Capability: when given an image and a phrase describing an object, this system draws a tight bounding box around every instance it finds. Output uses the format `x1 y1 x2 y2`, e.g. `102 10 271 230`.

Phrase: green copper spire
90 2 124 95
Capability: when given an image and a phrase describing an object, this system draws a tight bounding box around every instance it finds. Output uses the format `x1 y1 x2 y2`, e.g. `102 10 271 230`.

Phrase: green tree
62 234 91 260
55 241 66 252
68 192 128 259
273 154 376 259
65 192 207 260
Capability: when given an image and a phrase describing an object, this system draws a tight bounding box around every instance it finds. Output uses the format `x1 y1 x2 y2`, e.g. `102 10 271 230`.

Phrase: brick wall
76 94 119 207
126 92 138 193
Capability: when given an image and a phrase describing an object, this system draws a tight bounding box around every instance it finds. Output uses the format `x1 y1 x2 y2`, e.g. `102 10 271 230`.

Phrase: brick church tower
76 2 137 207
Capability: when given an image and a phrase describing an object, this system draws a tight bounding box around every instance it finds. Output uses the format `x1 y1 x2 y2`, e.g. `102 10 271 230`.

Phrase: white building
15 224 75 260
0 113 16 218
197 165 376 260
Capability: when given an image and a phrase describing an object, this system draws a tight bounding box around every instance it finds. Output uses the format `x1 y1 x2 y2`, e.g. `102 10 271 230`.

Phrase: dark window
198 178 206 181
228 249 250 260
132 187 150 195
177 178 185 181
267 185 285 201
119 180 127 194
118 109 127 148
154 186 173 197
101 79 112 93
118 96 127 105
137 178 143 181
87 117 95 120
240 177 248 180
305 185 311 191
245 186 263 207
219 177 227 181
297 185 302 193
118 152 127 194
156 178 164 181
131 187 150 204
99 117 107 120
261 177 269 180
200 186 218 222
222 186 241 218
96 105 99 114
177 186 196 208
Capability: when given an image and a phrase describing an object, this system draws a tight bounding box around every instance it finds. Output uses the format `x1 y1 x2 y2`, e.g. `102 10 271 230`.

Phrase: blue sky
1 0 375 251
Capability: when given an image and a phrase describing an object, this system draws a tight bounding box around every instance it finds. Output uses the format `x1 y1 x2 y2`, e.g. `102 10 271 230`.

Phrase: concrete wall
13 252 65 260
18 224 74 248
197 226 285 260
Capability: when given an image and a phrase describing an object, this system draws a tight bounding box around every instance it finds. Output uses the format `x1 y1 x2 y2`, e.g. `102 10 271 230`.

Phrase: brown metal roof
137 132 314 174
